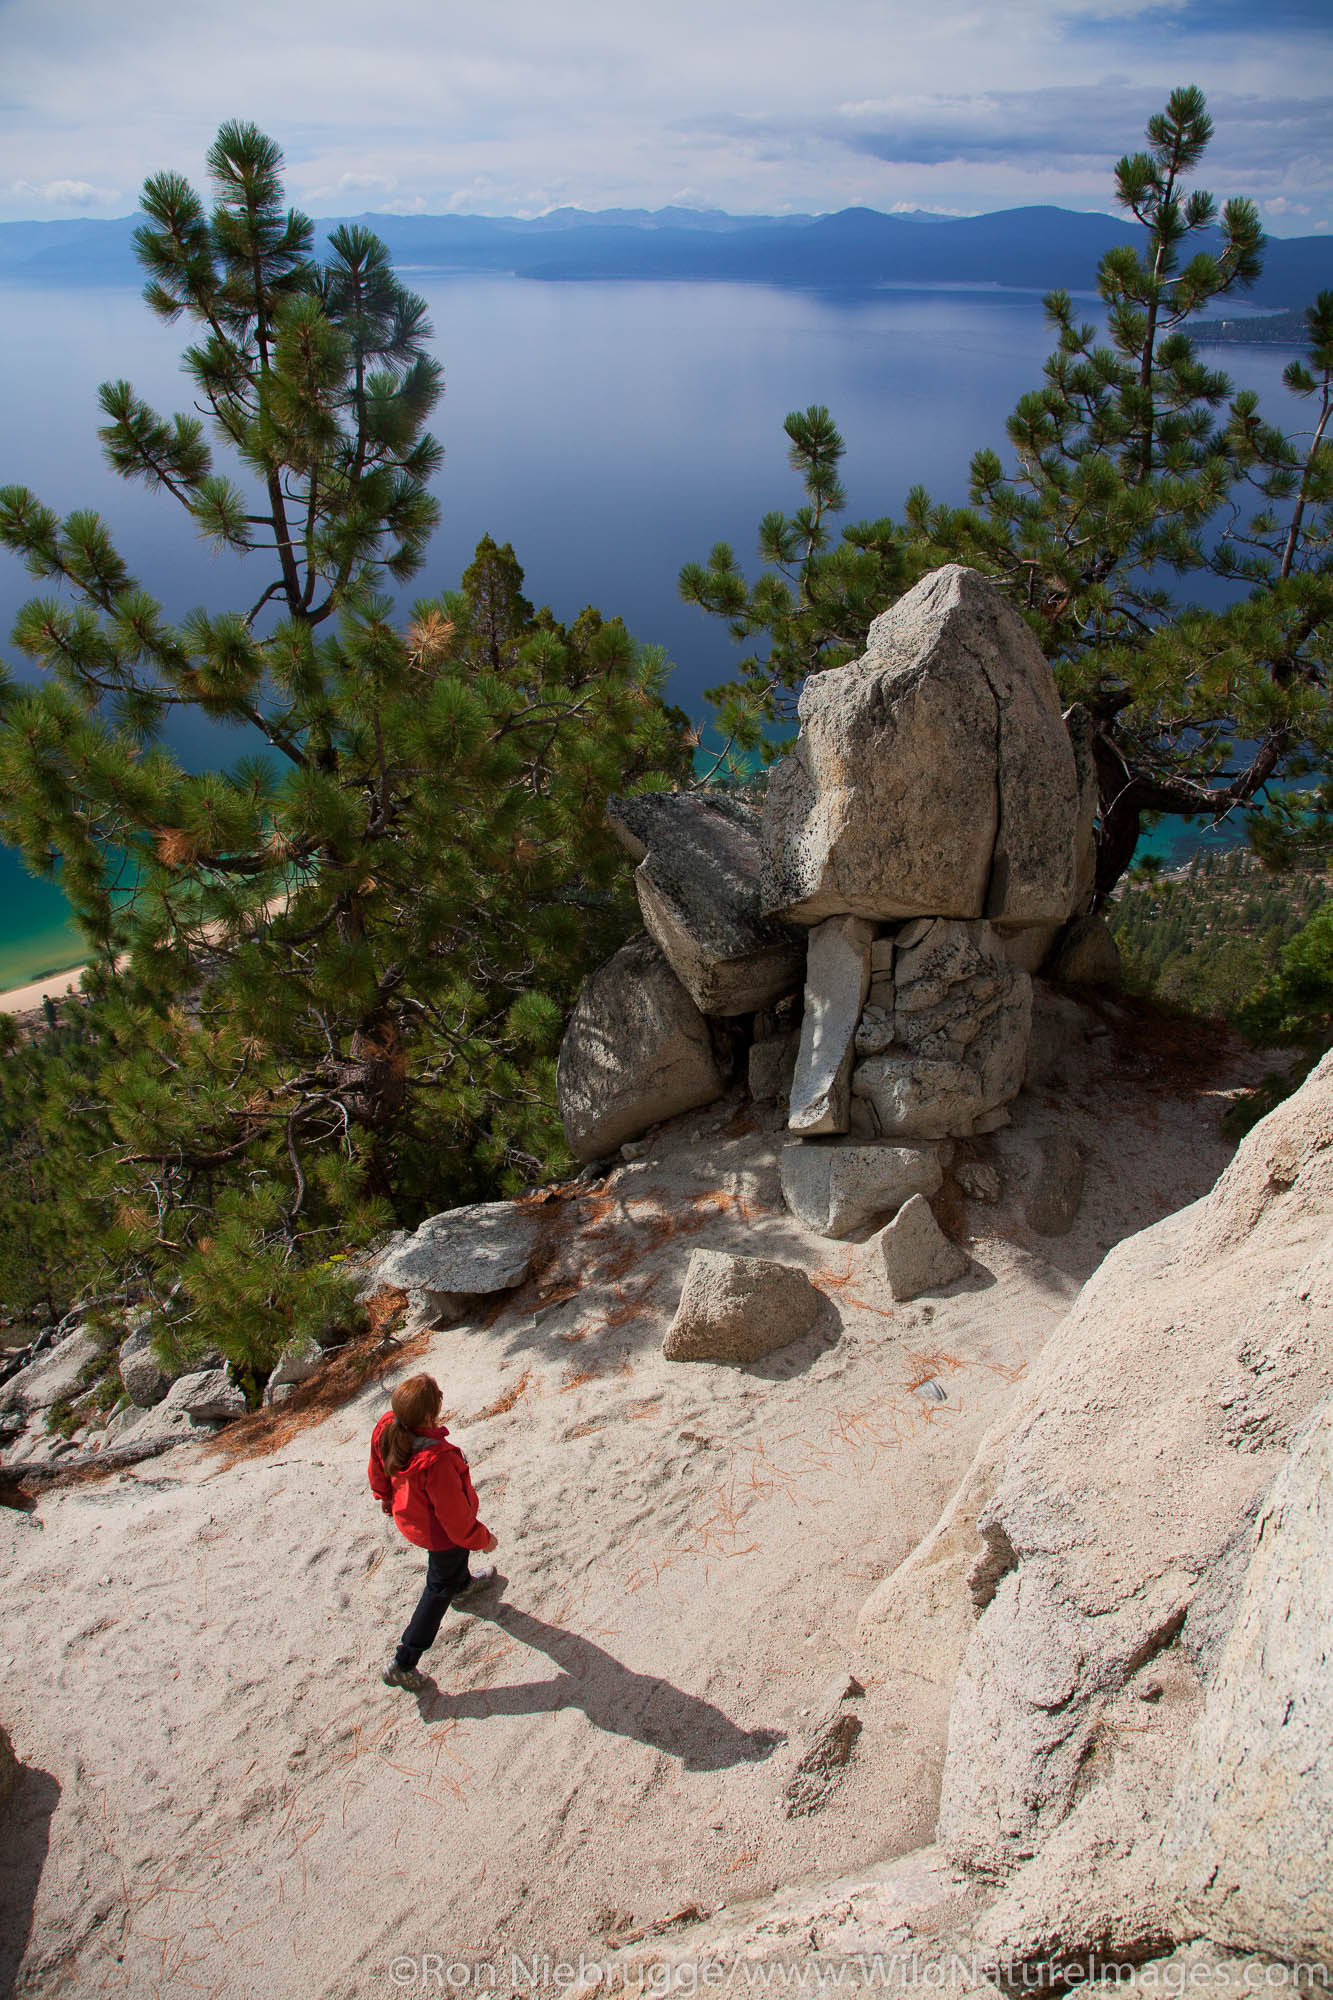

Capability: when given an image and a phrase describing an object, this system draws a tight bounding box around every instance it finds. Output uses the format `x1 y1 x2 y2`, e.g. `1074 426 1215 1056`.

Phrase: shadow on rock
416 1600 784 1771
0 1762 60 1998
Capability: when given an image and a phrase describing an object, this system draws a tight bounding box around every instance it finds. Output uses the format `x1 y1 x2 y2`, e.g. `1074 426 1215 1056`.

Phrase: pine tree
681 90 1331 899
0 127 689 1373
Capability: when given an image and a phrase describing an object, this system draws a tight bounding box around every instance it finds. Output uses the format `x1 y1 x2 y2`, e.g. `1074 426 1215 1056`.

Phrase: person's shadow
414 1590 782 1772
0 1760 60 2000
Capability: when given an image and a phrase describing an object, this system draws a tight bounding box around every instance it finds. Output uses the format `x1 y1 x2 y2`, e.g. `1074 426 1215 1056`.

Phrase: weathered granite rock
937 1052 1333 1876
1049 913 1122 988
784 1676 865 1817
761 565 1082 927
606 792 806 1017
849 920 1032 1140
1025 1134 1086 1236
1163 1395 1333 1961
1023 983 1094 1089
0 1329 100 1416
781 1139 946 1240
852 1056 985 1141
957 1161 1002 1203
867 1193 969 1301
118 1325 171 1409
996 923 1060 975
377 1200 544 1317
264 1335 324 1402
664 1250 821 1364
557 935 724 1161
167 1368 247 1423
787 916 875 1135
748 1029 801 1105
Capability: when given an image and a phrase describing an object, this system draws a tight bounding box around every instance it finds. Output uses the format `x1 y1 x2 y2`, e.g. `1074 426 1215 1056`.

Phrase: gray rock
663 1250 821 1364
851 1055 985 1141
266 1335 324 1396
1025 1134 1086 1236
606 792 806 1017
1049 913 1122 987
0 1329 100 1416
377 1200 543 1317
118 1326 171 1409
1024 982 1094 1088
556 935 724 1162
748 1029 801 1105
937 1053 1333 1876
867 1193 969 1301
761 566 1082 926
166 1368 247 1423
995 923 1060 975
1163 1395 1333 1961
787 916 875 1136
957 1161 1002 1203
781 1139 946 1240
784 1677 865 1817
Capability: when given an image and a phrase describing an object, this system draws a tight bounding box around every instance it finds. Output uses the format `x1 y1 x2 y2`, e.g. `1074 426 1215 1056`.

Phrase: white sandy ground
0 1008 1264 2000
0 964 88 1018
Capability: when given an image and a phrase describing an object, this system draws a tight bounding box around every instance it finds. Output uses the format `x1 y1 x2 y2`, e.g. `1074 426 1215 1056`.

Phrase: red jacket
368 1414 490 1553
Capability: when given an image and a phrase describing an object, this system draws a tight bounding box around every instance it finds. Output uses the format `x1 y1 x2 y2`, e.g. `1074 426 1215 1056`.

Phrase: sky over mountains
1 0 1329 228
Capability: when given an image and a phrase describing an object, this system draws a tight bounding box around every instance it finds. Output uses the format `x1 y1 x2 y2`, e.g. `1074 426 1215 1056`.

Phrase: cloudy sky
2 0 1330 229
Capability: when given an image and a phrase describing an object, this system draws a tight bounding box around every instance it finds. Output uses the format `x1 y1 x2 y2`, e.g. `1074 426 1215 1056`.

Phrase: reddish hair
380 1373 443 1478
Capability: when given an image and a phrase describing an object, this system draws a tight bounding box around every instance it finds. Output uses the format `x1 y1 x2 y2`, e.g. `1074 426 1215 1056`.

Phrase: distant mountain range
0 204 1326 310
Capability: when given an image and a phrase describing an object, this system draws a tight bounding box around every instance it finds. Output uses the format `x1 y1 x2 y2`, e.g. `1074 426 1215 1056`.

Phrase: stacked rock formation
557 565 1106 1241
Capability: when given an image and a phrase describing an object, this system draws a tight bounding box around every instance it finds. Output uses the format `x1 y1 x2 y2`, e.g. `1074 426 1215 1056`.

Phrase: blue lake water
0 274 1299 987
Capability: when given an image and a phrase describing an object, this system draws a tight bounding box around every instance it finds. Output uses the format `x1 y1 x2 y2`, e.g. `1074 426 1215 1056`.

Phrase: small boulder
956 1161 1002 1204
781 1139 946 1240
167 1368 247 1424
1025 1134 1086 1236
606 791 806 1017
784 1677 865 1818
118 1326 171 1409
787 916 875 1135
377 1200 544 1319
263 1335 324 1406
664 1250 821 1365
748 1029 800 1106
866 1193 969 1301
1048 913 1121 988
557 935 724 1162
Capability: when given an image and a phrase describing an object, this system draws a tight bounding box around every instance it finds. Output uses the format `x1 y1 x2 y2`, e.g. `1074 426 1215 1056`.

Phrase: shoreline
0 960 89 1016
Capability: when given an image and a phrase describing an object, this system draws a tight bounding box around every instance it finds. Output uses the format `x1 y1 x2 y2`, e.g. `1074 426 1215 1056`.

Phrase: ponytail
379 1373 444 1480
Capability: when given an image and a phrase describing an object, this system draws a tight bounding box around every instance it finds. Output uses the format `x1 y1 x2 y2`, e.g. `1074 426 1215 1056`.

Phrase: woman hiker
368 1372 499 1691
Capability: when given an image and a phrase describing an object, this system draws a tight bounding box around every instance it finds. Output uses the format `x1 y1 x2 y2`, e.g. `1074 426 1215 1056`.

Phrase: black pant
395 1546 471 1669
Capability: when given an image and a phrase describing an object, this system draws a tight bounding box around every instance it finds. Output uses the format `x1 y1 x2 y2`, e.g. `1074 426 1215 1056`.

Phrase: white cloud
6 176 120 207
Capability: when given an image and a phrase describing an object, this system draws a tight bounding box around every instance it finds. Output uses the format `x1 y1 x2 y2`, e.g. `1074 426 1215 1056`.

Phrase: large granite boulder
761 566 1083 929
663 1250 821 1364
0 1328 100 1416
849 919 1032 1141
781 1138 947 1239
377 1200 544 1319
557 935 724 1161
606 792 805 1017
1162 1394 1333 1961
787 916 875 1135
936 1051 1333 1876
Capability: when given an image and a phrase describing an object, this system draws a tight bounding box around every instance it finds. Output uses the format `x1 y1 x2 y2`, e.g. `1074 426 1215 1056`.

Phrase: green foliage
0 1005 117 1320
0 128 690 1378
682 90 1332 900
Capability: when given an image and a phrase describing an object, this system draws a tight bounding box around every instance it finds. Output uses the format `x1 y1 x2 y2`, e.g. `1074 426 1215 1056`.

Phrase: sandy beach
0 962 88 1017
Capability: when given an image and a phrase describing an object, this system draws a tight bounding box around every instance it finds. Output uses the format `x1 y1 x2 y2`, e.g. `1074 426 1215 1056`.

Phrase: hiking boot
381 1661 426 1692
452 1564 499 1610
